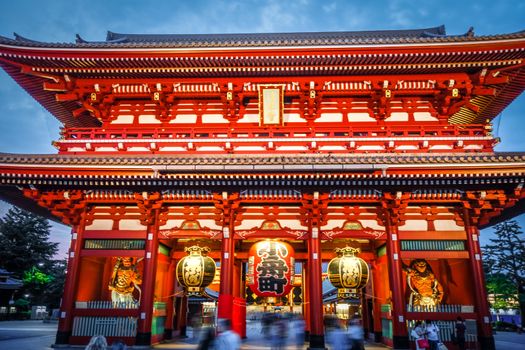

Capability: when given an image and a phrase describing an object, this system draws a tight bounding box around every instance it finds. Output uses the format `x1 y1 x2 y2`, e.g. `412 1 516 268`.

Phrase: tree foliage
0 206 64 308
0 206 58 278
482 220 525 326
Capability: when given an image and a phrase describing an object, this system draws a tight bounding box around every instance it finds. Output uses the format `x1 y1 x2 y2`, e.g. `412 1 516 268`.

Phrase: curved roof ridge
13 32 42 43
104 25 449 43
1 26 525 48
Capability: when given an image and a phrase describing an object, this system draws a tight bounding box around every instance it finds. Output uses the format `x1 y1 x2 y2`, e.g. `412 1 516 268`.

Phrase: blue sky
0 0 524 257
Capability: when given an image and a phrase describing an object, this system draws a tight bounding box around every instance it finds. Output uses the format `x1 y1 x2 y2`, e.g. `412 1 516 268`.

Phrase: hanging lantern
176 246 216 296
327 247 369 299
247 240 295 297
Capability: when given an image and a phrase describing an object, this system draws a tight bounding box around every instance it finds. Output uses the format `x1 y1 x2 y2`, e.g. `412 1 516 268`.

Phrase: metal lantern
327 247 369 298
176 246 216 296
247 240 295 297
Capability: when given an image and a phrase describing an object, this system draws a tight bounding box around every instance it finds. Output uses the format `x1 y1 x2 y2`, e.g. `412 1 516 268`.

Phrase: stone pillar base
307 334 325 350
135 332 151 345
55 330 71 345
392 335 409 349
479 335 496 350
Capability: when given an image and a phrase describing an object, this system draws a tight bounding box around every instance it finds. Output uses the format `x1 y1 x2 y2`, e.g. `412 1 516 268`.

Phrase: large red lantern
247 240 295 297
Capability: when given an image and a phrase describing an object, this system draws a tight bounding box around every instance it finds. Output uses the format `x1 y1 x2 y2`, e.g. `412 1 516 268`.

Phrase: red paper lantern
247 240 295 297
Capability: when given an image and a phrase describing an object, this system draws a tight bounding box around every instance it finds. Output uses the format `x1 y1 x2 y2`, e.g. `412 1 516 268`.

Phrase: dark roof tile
2 26 525 49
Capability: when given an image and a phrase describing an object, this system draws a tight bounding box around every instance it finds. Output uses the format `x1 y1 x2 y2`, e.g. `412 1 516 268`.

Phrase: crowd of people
83 314 469 349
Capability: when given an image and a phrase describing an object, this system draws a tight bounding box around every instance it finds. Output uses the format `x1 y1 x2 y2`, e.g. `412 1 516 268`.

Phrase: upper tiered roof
0 25 524 128
1 25 523 48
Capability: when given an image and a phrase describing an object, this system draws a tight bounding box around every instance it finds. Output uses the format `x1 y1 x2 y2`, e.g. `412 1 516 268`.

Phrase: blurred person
110 339 127 350
215 318 241 350
327 318 349 350
197 326 216 350
411 321 427 350
261 312 273 338
271 314 288 350
454 316 466 350
293 314 306 349
348 316 364 350
85 335 108 350
425 319 440 350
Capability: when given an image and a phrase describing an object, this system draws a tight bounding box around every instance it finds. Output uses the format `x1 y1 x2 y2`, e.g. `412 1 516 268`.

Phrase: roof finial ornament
466 27 474 37
76 34 86 44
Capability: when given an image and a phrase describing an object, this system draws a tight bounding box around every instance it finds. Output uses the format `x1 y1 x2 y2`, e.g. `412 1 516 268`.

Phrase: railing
72 316 137 337
54 123 495 154
60 124 490 140
84 239 146 250
401 240 466 251
75 301 139 309
406 304 474 313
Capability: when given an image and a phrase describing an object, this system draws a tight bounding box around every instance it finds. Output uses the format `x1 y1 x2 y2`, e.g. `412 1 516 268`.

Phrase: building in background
0 26 524 349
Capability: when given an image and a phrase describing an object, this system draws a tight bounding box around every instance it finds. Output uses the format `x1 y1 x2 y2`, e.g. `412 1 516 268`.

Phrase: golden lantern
327 247 369 298
176 246 216 296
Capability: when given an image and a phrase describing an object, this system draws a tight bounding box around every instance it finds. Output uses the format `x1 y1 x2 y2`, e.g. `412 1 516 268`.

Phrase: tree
0 206 58 278
483 220 525 328
484 271 519 311
0 206 63 308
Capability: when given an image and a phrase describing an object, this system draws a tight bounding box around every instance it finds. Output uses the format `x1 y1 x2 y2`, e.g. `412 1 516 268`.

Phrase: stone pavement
0 319 523 349
154 320 388 349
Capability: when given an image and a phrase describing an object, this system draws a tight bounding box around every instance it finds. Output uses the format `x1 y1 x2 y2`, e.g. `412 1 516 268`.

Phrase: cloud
323 2 337 13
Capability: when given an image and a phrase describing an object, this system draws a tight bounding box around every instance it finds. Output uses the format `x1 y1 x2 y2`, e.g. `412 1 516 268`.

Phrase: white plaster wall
85 219 114 230
385 112 409 122
398 220 428 231
316 113 343 123
413 112 437 121
138 115 161 124
347 112 375 122
119 219 146 230
283 113 304 123
111 115 134 124
169 114 197 124
433 220 464 231
202 114 228 123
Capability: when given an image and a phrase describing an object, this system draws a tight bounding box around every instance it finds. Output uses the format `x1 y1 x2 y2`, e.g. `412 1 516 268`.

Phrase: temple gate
1 26 525 349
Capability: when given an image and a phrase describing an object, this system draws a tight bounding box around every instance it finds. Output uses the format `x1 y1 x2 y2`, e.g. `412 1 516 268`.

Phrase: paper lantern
176 246 216 296
327 247 369 297
247 240 295 297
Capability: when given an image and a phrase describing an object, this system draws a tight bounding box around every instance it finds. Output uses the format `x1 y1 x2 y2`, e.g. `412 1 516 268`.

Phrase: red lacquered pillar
55 212 85 345
218 223 235 321
385 209 409 349
463 209 495 350
308 226 325 349
136 210 159 345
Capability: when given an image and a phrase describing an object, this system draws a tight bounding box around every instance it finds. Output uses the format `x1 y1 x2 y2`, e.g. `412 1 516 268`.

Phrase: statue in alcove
108 257 143 305
403 259 444 307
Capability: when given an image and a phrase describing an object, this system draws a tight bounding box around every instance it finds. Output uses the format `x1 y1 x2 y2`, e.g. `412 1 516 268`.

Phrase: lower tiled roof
1 152 525 167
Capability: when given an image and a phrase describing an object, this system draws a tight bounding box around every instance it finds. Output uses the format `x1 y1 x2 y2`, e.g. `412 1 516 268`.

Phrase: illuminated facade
1 26 525 349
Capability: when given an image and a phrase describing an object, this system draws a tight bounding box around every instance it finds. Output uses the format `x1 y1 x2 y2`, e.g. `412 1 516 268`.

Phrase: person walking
411 321 427 350
215 318 241 350
347 316 364 350
293 315 306 349
425 320 440 350
85 335 108 350
454 316 467 350
197 326 216 350
327 318 349 350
